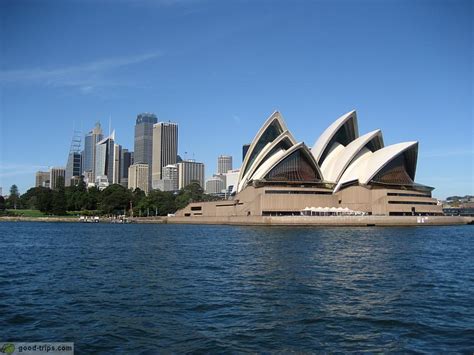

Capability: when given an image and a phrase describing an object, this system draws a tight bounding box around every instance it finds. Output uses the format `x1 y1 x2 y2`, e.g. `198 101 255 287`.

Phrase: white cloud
0 52 162 94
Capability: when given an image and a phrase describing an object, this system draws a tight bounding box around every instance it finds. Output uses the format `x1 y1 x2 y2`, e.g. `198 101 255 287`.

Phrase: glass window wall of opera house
177 109 443 218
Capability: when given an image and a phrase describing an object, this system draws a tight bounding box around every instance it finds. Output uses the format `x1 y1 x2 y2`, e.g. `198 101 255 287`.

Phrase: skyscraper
134 113 157 186
65 131 82 187
95 131 118 184
83 122 103 180
120 149 134 187
128 163 149 194
113 143 122 184
152 122 178 189
177 160 205 189
217 155 232 174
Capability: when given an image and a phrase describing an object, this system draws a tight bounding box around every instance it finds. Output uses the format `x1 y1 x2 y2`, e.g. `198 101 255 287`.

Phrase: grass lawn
6 209 77 218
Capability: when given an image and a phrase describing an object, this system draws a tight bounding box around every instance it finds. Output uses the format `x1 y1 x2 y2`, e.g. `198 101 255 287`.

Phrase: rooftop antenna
108 115 112 137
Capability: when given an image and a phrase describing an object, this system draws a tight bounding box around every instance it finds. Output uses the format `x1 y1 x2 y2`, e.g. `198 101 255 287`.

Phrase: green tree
83 186 100 211
7 184 20 209
0 195 5 213
175 182 204 210
51 189 67 215
100 184 131 215
36 188 53 213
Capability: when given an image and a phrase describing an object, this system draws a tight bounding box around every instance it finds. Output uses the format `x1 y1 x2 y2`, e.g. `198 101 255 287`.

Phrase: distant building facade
35 171 50 188
50 167 66 190
155 164 178 192
134 113 157 187
83 122 103 180
152 122 178 189
224 169 240 196
95 131 119 184
128 163 149 194
120 149 134 187
217 155 232 174
65 152 82 187
205 176 225 195
177 160 205 189
65 130 82 187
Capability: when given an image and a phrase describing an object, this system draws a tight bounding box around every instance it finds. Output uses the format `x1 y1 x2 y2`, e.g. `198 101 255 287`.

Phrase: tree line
0 178 220 216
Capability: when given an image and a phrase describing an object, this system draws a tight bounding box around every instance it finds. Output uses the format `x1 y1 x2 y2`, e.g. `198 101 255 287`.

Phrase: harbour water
1 222 473 353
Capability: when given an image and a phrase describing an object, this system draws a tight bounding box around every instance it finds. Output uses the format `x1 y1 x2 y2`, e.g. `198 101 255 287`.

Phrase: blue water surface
1 222 473 353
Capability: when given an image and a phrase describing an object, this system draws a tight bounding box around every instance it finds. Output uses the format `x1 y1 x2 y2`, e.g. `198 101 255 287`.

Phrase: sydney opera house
177 110 443 218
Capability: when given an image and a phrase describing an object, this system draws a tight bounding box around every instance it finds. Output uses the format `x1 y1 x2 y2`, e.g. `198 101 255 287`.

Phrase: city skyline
1 0 472 199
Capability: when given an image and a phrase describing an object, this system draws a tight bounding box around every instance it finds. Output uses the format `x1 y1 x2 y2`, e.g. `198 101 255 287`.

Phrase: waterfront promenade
1 215 472 226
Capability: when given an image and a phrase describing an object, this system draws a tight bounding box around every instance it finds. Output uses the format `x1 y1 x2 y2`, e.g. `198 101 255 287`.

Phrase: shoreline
1 215 472 226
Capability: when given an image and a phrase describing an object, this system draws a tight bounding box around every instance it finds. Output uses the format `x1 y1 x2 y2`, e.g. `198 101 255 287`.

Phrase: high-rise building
134 113 157 187
83 122 103 180
217 155 232 174
242 144 251 162
35 171 50 188
128 163 149 194
65 151 82 186
113 143 122 184
177 160 205 189
50 167 66 190
205 176 225 195
152 122 178 189
120 149 134 187
155 164 178 192
65 130 83 187
95 131 118 184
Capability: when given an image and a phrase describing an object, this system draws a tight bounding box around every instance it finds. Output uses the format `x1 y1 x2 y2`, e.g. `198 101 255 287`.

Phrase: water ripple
0 222 473 353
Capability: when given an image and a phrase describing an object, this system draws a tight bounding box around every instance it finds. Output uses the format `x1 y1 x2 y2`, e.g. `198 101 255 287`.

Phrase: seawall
166 215 473 226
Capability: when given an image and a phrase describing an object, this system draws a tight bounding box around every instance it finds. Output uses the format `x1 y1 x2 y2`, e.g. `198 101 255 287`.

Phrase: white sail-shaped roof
311 110 359 165
359 141 418 185
334 141 418 192
237 130 296 192
323 129 384 183
237 111 288 187
252 142 322 182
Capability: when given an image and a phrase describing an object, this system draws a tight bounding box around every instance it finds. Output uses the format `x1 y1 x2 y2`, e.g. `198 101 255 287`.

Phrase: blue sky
0 0 472 199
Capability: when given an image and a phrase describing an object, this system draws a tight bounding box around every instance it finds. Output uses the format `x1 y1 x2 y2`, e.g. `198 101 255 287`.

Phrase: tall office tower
50 167 66 190
35 171 50 188
242 144 251 162
113 143 122 184
155 164 178 192
217 155 232 174
205 176 225 195
134 113 157 186
65 131 82 187
95 131 116 184
120 149 134 187
128 163 149 194
83 122 103 180
152 122 178 189
177 160 205 189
